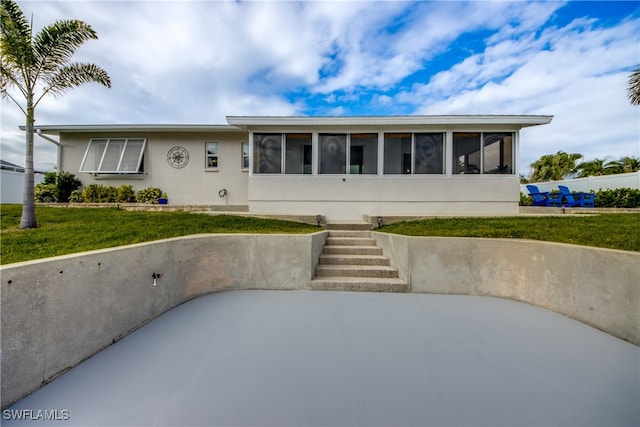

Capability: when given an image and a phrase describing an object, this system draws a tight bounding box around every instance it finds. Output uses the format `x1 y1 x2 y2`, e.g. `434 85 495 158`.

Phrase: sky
1 0 639 176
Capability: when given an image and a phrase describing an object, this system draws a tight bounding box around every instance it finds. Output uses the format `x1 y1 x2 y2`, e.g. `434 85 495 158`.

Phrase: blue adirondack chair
558 185 595 208
526 185 562 207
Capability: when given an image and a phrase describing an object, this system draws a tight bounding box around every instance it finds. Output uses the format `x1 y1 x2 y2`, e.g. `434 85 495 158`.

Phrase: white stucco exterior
53 127 249 207
33 115 552 221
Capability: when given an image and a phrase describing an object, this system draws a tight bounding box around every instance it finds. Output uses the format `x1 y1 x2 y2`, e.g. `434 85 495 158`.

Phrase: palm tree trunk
19 102 37 229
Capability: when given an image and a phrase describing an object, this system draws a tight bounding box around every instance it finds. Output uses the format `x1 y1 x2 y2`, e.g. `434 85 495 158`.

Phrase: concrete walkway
4 290 639 426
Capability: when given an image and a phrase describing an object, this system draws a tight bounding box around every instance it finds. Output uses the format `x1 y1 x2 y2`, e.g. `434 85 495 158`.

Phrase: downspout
36 129 62 172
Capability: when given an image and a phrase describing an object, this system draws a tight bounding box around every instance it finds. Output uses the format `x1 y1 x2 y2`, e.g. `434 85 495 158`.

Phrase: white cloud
1 0 638 174
407 13 640 170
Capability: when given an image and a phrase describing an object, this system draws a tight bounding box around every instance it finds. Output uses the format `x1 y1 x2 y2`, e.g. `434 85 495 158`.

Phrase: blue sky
1 0 639 174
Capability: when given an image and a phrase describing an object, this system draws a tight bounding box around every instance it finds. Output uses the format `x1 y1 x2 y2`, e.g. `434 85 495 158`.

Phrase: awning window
80 138 146 173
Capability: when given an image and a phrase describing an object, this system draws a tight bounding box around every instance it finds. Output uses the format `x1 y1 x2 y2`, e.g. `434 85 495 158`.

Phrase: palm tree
628 66 640 106
529 151 582 182
576 158 608 178
0 0 111 228
607 156 640 174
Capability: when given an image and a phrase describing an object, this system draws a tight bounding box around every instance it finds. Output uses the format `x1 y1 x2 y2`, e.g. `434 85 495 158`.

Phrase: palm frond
33 19 98 75
37 62 111 104
0 0 35 71
628 66 640 106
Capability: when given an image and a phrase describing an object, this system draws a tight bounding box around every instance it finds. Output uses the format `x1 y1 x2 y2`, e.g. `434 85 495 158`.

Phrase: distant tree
0 0 111 228
529 151 582 182
608 156 640 174
628 66 640 106
576 158 609 178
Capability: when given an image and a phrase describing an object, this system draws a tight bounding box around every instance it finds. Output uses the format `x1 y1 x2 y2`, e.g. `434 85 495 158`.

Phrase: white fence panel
522 172 640 193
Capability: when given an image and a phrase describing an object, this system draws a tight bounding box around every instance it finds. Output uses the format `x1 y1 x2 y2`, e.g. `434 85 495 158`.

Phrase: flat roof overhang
226 114 554 130
20 124 244 136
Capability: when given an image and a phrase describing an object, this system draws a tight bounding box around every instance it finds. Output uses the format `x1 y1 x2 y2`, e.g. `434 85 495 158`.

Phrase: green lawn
0 205 318 264
380 214 640 252
1 205 638 265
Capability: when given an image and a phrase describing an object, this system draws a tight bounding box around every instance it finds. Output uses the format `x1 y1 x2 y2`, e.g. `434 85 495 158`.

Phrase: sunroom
226 115 552 221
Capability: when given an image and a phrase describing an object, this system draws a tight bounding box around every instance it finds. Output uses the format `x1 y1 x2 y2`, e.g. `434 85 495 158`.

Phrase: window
453 132 514 174
79 138 146 174
483 133 513 174
285 134 312 174
453 133 481 174
319 134 347 174
253 134 282 173
414 133 444 174
241 142 249 169
350 134 378 174
206 143 218 168
384 133 412 174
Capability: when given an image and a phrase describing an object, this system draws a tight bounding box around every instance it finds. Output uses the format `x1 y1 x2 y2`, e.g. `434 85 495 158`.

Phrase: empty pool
4 290 639 426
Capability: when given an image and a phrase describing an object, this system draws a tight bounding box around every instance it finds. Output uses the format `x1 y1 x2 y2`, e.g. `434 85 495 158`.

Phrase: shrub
519 192 532 206
135 187 164 204
82 184 117 203
69 189 84 203
34 183 58 203
55 171 82 203
594 188 640 208
36 171 82 202
116 185 136 203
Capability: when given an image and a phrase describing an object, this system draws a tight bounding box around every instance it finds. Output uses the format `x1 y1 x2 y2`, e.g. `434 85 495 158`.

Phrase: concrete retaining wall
1 232 327 409
374 233 640 346
2 232 638 409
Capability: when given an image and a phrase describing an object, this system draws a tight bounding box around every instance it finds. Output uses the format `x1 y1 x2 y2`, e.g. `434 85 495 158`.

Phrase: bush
34 183 58 203
135 187 164 204
56 171 82 203
116 185 136 203
519 192 533 206
594 188 640 208
36 171 82 202
82 184 117 203
69 189 84 203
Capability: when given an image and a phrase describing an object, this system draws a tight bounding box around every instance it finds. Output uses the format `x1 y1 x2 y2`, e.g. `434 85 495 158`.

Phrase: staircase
311 223 409 293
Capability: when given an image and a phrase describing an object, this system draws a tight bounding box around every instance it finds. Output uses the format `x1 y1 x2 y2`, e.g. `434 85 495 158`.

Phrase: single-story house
30 115 552 221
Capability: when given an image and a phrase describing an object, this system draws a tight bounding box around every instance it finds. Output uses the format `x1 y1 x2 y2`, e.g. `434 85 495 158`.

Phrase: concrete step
310 277 409 293
315 265 399 279
324 222 371 231
318 254 391 266
325 237 377 247
322 245 383 256
327 230 371 238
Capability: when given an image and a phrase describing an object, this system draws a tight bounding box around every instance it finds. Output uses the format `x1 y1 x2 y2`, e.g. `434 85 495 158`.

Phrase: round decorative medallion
167 146 189 169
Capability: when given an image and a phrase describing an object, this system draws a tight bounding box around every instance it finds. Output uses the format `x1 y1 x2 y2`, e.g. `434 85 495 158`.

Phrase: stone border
2 232 637 409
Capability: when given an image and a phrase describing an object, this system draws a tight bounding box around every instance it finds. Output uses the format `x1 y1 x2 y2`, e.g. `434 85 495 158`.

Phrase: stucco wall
60 132 249 206
249 175 521 221
374 232 640 346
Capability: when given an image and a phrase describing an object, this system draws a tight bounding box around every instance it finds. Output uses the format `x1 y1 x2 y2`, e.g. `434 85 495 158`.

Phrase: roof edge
226 114 554 129
20 124 244 135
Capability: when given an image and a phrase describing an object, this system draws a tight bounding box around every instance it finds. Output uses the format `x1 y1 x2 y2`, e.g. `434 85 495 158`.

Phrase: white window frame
79 138 146 174
241 142 249 170
205 142 219 170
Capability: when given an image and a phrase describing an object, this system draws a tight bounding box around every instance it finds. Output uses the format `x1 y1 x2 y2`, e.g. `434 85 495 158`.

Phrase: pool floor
4 290 639 426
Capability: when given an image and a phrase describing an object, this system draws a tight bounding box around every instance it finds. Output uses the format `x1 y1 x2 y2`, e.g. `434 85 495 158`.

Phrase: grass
0 205 318 265
380 214 640 252
1 206 638 265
